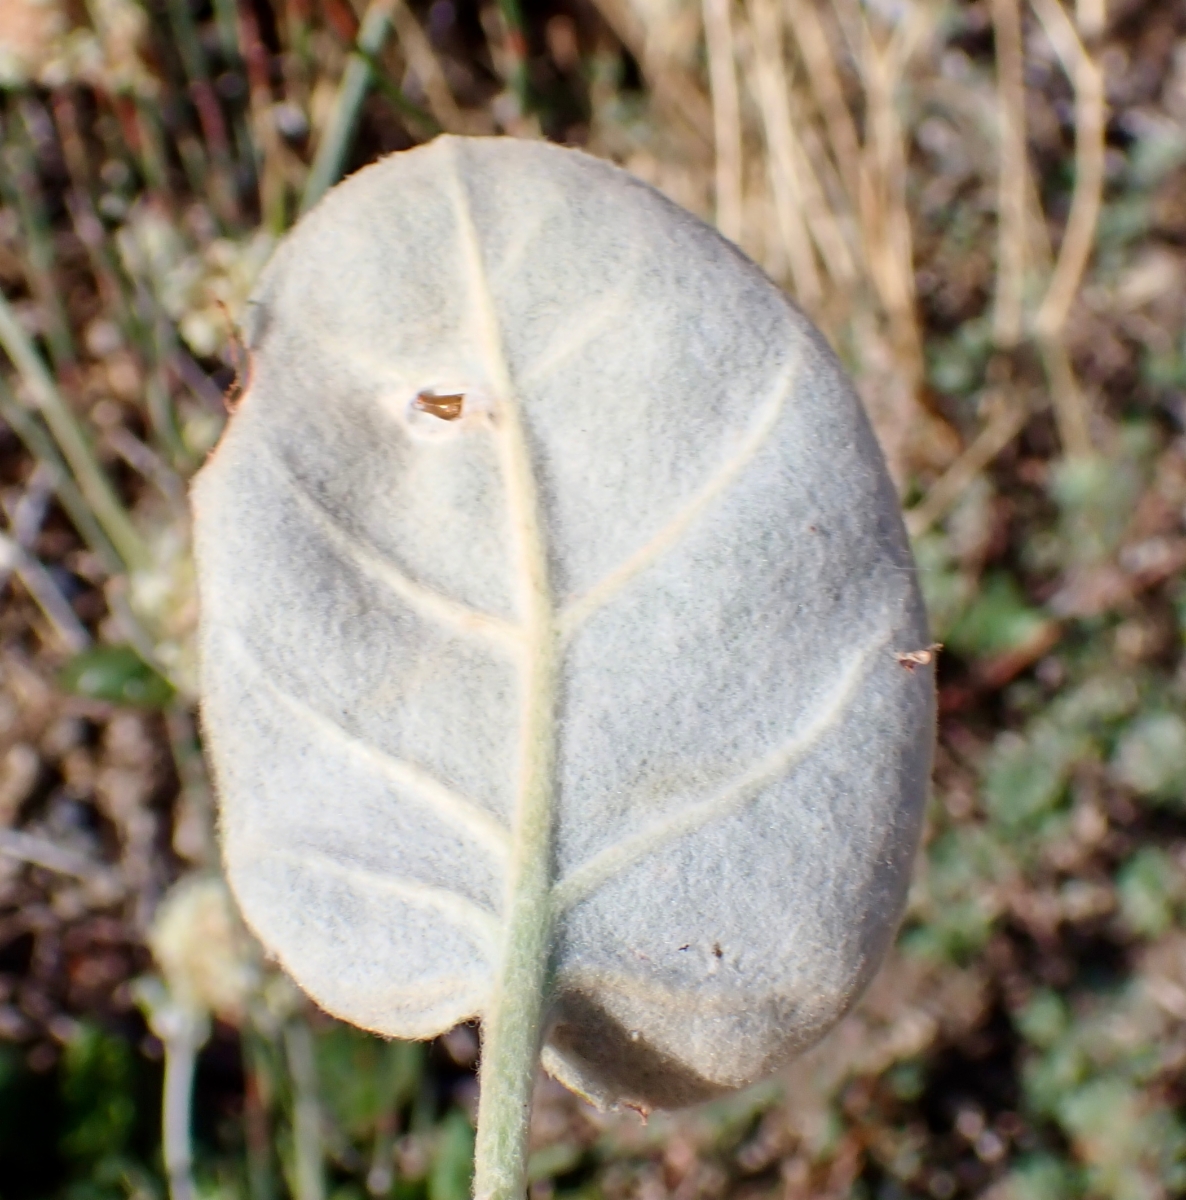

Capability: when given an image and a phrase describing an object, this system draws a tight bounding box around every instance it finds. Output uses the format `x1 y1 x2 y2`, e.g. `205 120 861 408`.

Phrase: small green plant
190 135 936 1200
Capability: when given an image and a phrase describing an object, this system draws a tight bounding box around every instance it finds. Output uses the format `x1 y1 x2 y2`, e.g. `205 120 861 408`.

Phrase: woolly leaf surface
193 135 935 1111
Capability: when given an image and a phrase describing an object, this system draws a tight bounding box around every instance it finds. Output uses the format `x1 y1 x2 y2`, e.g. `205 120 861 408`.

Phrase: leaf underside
193 136 935 1112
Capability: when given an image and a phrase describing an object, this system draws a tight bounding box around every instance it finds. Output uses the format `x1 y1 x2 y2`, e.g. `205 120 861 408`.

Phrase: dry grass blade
390 0 479 134
849 2 932 396
1028 0 1106 344
1038 334 1094 458
745 0 821 308
788 113 859 294
991 0 1029 347
783 0 862 211
0 464 90 652
702 0 743 242
0 292 150 573
1076 0 1107 41
906 395 1031 538
238 0 291 229
0 828 112 884
0 532 91 652
1021 0 1102 458
797 122 862 283
584 0 714 154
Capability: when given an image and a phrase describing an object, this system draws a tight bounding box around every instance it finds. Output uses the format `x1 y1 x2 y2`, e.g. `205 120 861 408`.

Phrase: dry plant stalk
585 0 714 155
741 25 857 304
1075 0 1107 42
745 0 821 309
1030 0 1106 341
906 394 1031 538
991 0 1029 348
1028 0 1104 457
723 0 953 480
237 0 290 231
389 0 475 133
850 3 933 399
784 0 862 210
702 0 743 242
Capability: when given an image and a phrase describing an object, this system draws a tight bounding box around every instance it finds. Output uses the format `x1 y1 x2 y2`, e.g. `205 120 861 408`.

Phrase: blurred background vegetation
1 0 1185 1196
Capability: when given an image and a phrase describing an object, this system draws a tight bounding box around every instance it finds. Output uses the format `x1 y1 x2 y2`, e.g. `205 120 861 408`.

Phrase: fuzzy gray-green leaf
192 135 934 1113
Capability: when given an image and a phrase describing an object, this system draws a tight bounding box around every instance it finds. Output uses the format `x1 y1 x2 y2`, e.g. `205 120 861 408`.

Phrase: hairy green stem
467 213 559 1196
284 1018 327 1200
471 633 556 1199
162 1015 205 1200
137 983 209 1200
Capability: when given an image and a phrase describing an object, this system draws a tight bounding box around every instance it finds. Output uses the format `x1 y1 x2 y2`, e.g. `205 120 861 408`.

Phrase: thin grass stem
1029 0 1106 344
991 0 1030 347
238 0 290 232
0 530 92 653
745 0 822 307
0 375 123 575
352 43 442 135
702 0 743 243
301 0 398 215
284 1018 327 1200
390 0 475 133
1026 0 1102 457
493 0 531 114
906 390 1030 538
0 297 150 573
4 115 76 370
784 0 862 211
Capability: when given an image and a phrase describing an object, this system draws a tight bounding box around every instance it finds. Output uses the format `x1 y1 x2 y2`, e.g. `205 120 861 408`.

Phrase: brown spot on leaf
414 391 465 421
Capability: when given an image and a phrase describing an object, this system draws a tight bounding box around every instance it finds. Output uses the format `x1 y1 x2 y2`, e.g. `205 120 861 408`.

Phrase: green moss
946 574 1052 661
1116 848 1184 939
1112 713 1186 803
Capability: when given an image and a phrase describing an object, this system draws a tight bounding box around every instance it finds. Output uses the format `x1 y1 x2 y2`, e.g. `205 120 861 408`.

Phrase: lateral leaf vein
279 457 523 649
271 847 501 950
551 629 888 912
558 354 801 638
222 628 513 861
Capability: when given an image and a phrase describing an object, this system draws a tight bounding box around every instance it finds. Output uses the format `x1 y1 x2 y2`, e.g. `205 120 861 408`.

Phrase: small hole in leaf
414 390 465 421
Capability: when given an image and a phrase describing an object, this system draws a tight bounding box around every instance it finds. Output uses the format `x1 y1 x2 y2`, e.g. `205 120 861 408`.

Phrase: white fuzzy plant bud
148 874 256 1022
192 135 935 1199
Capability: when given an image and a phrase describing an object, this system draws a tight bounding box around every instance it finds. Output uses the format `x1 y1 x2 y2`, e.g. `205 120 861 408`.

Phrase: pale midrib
557 353 801 640
270 846 500 950
279 455 523 650
551 629 889 914
221 628 512 860
447 141 559 1200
